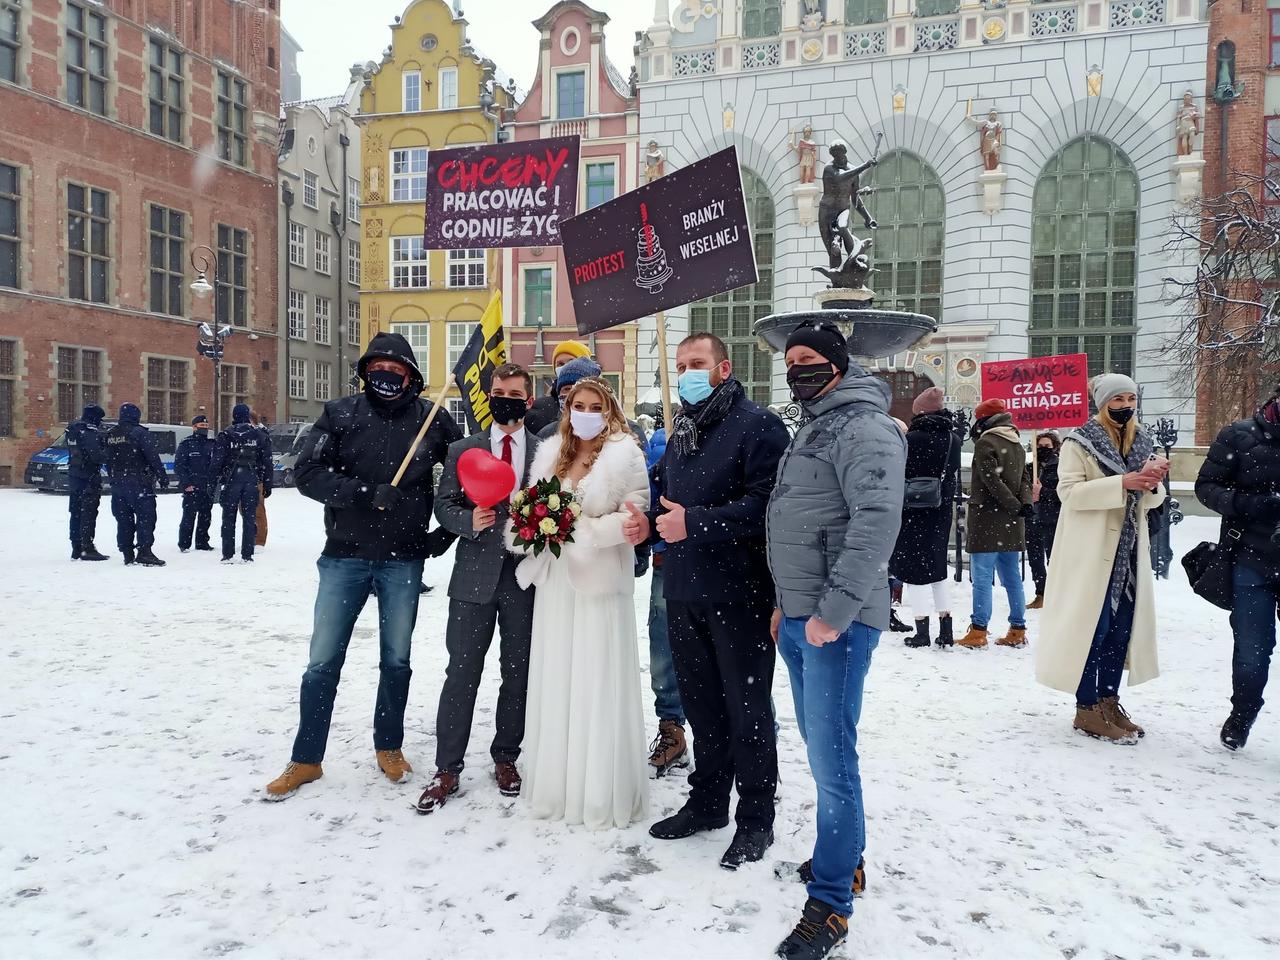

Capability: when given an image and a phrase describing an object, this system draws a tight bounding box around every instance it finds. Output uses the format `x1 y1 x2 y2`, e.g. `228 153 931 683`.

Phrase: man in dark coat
103 402 168 567
211 403 272 563
960 398 1032 649
175 414 217 552
1195 388 1280 751
264 332 462 801
623 331 790 871
66 403 108 561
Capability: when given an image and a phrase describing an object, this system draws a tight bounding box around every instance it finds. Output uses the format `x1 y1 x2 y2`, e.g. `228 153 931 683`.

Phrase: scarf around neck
671 378 743 458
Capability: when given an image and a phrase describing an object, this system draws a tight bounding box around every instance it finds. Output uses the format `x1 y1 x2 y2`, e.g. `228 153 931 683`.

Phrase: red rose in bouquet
509 476 580 559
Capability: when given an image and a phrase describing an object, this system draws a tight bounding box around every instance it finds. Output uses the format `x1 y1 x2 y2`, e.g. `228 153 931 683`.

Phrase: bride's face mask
570 410 605 440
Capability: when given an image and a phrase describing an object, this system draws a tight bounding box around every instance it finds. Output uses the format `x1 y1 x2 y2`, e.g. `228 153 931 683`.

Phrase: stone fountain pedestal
755 290 937 363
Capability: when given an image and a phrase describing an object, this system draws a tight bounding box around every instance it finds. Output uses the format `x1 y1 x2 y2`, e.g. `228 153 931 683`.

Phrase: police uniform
175 415 217 551
213 403 272 561
66 403 107 560
103 402 168 566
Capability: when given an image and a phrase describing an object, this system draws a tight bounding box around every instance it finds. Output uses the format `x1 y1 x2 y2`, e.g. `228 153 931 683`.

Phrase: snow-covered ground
1 488 1277 960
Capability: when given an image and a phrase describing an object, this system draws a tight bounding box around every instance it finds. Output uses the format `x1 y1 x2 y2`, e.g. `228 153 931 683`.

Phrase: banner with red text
980 353 1091 431
423 135 580 249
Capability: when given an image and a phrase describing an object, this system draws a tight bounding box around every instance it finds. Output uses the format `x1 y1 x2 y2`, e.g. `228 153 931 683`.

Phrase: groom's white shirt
489 424 528 497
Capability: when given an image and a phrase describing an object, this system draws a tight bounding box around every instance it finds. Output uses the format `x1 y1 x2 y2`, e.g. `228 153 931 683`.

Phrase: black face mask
489 395 528 427
366 369 407 401
1108 406 1136 426
787 362 838 403
1036 447 1056 460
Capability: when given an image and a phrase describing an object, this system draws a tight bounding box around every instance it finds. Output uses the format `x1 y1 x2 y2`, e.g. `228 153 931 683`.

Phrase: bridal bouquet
510 476 581 558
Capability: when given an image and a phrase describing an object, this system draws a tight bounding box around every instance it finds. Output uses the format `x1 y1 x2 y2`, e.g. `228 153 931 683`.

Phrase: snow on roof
604 56 631 101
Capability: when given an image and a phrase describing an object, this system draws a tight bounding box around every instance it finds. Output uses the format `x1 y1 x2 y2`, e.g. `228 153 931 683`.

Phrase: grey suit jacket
434 427 538 604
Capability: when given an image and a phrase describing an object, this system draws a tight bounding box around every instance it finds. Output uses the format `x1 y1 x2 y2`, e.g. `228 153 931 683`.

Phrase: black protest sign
560 146 758 335
424 135 580 250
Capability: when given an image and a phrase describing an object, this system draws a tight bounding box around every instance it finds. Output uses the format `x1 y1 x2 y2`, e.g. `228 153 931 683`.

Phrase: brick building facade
0 0 282 485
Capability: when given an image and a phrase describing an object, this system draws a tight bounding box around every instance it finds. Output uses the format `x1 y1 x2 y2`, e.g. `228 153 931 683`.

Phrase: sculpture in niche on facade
789 124 819 184
801 0 825 31
817 139 879 272
1175 91 1201 156
644 140 665 183
965 102 1003 171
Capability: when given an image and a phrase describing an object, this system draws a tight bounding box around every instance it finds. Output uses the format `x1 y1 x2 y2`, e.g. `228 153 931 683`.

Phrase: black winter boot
71 545 82 560
135 548 166 567
888 609 913 633
122 549 135 566
936 615 954 648
80 544 109 561
1221 709 1257 751
775 898 848 960
720 827 773 870
648 805 729 840
905 618 931 648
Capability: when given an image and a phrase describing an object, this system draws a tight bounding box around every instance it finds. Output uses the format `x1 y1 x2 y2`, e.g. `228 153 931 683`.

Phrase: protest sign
980 353 1091 431
560 146 758 335
424 136 579 250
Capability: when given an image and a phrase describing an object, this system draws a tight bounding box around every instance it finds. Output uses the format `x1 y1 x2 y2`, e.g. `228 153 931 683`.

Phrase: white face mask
570 409 606 441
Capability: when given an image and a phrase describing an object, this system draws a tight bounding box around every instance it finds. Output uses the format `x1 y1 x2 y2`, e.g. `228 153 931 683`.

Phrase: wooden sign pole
654 311 674 436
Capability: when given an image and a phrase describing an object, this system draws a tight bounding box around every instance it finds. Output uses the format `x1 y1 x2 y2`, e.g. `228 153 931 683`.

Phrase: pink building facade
499 1 640 413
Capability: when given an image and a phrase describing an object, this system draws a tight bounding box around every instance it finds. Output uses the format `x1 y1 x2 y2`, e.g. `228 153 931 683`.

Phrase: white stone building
634 0 1207 427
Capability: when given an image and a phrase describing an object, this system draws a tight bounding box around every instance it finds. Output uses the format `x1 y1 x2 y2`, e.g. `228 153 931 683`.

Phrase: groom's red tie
500 434 513 466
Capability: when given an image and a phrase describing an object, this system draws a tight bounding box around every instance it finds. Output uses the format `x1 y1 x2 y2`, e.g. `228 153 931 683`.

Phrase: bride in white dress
510 377 650 830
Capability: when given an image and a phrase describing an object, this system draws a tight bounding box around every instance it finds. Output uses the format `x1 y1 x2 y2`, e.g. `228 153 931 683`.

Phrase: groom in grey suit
418 364 539 814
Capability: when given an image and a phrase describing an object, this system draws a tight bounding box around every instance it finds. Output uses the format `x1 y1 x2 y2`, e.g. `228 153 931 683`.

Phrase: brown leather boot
956 625 988 649
264 761 323 801
1073 704 1137 744
1026 595 1045 610
376 749 413 784
648 719 690 777
1100 696 1145 738
495 761 522 797
416 770 459 814
996 626 1027 648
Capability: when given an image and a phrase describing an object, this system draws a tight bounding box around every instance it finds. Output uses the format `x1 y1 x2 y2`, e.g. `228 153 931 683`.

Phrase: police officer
212 402 272 563
66 403 109 561
176 414 217 552
103 402 168 566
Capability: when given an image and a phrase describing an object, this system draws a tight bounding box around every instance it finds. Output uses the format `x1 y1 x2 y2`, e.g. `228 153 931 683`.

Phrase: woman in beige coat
1035 375 1168 743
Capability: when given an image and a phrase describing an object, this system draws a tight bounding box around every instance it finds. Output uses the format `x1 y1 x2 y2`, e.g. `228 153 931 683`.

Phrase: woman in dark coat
1034 431 1063 558
890 387 961 648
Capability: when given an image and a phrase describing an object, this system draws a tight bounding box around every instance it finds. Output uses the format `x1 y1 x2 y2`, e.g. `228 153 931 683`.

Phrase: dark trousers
178 487 214 549
434 557 534 774
668 598 777 831
1026 510 1047 597
220 479 260 559
68 475 101 548
110 483 157 553
1038 514 1057 560
1076 593 1136 706
1230 561 1280 717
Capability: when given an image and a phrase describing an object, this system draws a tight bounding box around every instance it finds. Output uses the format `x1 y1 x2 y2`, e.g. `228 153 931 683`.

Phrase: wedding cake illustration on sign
635 202 674 294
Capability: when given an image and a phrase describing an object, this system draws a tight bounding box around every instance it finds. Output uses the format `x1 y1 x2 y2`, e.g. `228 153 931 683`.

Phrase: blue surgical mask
678 369 713 405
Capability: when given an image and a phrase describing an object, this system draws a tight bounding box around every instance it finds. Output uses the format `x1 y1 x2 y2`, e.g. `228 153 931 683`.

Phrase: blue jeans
970 551 1026 629
648 564 684 723
1230 561 1280 717
291 555 425 764
778 616 879 918
1075 593 1136 706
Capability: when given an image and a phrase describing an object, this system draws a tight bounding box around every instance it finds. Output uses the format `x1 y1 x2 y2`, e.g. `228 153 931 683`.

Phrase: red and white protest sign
980 353 1091 431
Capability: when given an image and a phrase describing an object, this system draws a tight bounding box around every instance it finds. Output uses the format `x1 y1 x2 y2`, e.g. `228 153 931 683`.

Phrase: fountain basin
754 307 938 360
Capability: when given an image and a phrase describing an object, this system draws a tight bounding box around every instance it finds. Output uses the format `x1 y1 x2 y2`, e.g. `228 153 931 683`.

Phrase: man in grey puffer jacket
766 321 904 960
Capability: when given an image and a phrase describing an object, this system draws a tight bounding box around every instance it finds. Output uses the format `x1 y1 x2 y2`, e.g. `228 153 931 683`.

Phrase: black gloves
425 527 457 558
262 485 272 499
372 484 403 511
157 475 170 491
1019 504 1036 519
1254 493 1280 523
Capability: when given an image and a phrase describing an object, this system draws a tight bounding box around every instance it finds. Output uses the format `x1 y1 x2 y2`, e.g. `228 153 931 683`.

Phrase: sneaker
416 770 460 814
495 761 521 797
649 804 730 840
1073 704 1137 744
264 761 323 801
775 898 848 960
1100 695 1144 739
995 626 1027 648
376 749 413 784
1220 709 1256 751
720 827 773 871
957 624 988 649
648 719 690 777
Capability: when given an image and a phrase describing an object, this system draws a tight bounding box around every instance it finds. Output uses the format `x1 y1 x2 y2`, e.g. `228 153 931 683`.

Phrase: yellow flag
451 291 508 431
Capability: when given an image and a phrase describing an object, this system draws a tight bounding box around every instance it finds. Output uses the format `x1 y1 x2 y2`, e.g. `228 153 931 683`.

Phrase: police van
268 421 312 487
24 422 193 493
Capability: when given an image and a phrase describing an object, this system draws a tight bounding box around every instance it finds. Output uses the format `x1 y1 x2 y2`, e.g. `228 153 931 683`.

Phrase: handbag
1181 524 1242 611
903 435 952 511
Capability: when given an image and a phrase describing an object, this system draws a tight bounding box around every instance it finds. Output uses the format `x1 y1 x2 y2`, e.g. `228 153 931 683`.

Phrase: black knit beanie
784 321 849 374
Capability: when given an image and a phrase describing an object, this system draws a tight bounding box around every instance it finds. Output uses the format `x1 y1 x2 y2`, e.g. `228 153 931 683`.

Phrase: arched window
1030 135 1138 377
688 167 774 406
864 150 944 322
742 0 782 39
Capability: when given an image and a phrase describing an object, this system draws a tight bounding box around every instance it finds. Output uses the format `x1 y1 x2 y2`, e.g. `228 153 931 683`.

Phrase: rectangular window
314 295 331 345
218 363 248 430
556 71 585 119
447 248 486 288
216 70 248 167
67 182 109 303
347 238 361 285
1272 11 1280 68
148 37 183 142
0 161 18 289
844 0 888 24
522 267 552 326
0 337 16 437
391 236 428 288
288 222 306 267
67 2 107 116
447 321 471 368
288 357 306 400
347 176 360 222
148 204 184 316
314 361 331 401
403 70 421 112
439 66 458 109
391 147 428 202
145 356 189 424
1266 115 1280 190
216 224 248 328
314 231 331 274
56 346 102 424
585 162 615 209
0 0 20 85
303 170 318 209
447 398 468 433
742 0 783 38
390 322 429 367
287 290 306 341
346 300 361 347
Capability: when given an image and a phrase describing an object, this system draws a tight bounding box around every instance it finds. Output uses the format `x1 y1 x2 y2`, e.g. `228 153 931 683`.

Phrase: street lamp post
189 244 232 431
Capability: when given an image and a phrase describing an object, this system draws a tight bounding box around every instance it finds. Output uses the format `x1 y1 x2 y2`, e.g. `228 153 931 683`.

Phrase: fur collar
527 432 643 511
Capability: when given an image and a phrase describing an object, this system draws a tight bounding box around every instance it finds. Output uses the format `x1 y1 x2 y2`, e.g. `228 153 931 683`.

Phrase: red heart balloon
457 447 517 508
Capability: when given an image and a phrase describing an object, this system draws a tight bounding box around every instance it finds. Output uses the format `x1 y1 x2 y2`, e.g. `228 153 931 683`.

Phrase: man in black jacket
265 332 462 800
1196 388 1280 751
624 331 790 870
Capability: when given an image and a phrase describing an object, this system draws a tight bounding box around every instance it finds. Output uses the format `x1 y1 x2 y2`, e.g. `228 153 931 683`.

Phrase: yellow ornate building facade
356 0 513 420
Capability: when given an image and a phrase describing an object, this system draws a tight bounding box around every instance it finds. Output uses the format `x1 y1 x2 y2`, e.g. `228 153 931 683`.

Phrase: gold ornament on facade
802 38 823 62
983 18 1006 41
892 87 906 115
1086 65 1103 98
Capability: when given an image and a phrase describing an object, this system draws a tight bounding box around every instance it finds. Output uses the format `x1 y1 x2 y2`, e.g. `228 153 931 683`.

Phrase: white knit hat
1091 373 1138 411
